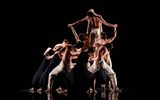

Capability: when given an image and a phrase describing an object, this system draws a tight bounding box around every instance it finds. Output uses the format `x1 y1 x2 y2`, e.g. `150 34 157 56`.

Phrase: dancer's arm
43 47 52 56
107 24 117 43
61 47 68 62
69 16 87 26
103 47 112 67
68 25 80 43
52 43 62 51
100 15 115 27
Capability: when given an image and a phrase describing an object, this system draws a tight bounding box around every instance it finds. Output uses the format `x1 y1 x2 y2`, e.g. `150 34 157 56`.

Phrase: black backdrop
1 0 157 99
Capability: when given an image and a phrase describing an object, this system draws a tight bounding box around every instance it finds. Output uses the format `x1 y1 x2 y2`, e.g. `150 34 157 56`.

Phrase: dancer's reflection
45 90 120 100
108 91 120 100
47 93 52 100
47 92 70 100
91 91 120 100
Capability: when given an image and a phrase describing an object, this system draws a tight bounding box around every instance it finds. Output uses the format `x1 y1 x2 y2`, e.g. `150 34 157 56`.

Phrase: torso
88 16 102 28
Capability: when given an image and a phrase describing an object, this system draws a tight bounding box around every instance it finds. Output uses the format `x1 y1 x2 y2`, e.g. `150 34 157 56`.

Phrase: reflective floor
14 89 132 100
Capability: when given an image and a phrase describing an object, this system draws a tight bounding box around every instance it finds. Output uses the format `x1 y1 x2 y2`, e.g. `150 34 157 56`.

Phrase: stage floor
13 88 133 100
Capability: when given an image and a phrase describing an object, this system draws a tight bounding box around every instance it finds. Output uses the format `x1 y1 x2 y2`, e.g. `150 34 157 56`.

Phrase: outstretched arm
68 25 80 43
68 16 87 26
45 46 65 60
100 15 115 27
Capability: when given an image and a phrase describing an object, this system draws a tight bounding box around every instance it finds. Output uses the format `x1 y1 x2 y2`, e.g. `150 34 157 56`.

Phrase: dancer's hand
114 24 118 28
43 47 52 56
67 24 72 27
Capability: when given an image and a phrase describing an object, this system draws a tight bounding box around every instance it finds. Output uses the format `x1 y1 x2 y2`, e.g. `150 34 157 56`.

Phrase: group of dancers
29 8 120 94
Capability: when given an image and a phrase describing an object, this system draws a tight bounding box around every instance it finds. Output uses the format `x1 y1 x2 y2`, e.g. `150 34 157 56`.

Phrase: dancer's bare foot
28 87 37 93
29 87 36 91
86 88 97 94
56 87 63 94
115 87 122 93
37 88 44 93
62 89 67 93
86 88 93 94
101 84 106 91
61 89 68 96
45 88 52 93
108 88 114 92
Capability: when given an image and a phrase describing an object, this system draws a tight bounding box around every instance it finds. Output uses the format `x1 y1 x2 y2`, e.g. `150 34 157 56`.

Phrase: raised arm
101 24 117 46
52 43 63 51
45 46 65 60
43 47 52 56
68 25 80 43
69 16 87 26
61 47 68 61
107 24 117 43
43 47 54 60
86 19 91 35
100 15 115 27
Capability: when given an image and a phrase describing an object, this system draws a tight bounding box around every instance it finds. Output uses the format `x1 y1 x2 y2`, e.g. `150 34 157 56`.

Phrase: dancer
87 46 119 92
46 44 73 92
29 47 57 92
35 39 69 92
68 8 117 47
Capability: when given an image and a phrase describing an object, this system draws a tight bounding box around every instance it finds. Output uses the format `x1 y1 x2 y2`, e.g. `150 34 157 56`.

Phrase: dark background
1 0 158 99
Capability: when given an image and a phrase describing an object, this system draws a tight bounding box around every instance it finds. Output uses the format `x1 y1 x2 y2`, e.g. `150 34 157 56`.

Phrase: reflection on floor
16 89 130 100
